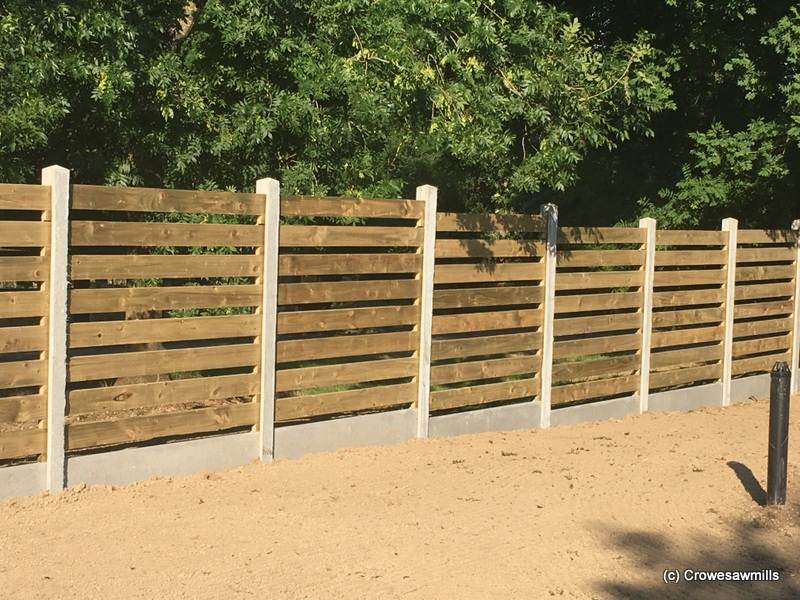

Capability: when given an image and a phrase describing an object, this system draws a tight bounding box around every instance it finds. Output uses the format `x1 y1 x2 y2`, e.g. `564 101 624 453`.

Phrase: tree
0 1 671 213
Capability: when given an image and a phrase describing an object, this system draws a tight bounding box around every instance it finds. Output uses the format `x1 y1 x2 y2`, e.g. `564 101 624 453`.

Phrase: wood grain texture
557 227 645 244
653 269 726 286
650 345 723 369
736 247 796 262
0 291 48 318
278 305 418 334
554 312 641 336
278 253 421 276
554 292 642 314
432 331 542 360
432 308 541 335
651 325 724 348
0 427 45 459
734 282 794 301
733 352 792 376
653 289 725 308
70 221 263 247
556 270 643 291
558 249 644 267
655 250 727 266
276 357 417 392
736 230 796 245
0 221 49 247
430 356 538 386
652 306 725 328
278 279 419 305
0 256 49 281
649 364 721 389
280 196 423 218
0 324 47 353
436 212 544 233
0 183 50 210
69 285 261 313
734 299 794 319
553 354 640 382
433 286 542 309
0 393 46 424
733 317 794 338
276 382 416 421
277 331 418 363
279 225 423 247
655 230 727 245
551 374 639 405
434 262 544 284
732 334 791 357
0 359 47 390
435 239 545 258
553 333 641 359
430 378 538 411
735 265 795 282
70 254 261 280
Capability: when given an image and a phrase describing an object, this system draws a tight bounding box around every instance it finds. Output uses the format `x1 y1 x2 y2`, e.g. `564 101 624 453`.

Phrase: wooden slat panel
69 373 259 415
0 359 47 389
554 292 642 314
555 312 641 336
279 253 420 276
558 249 644 267
653 289 724 308
735 265 795 282
430 378 538 411
433 309 541 335
558 227 645 244
433 286 542 309
435 239 545 258
278 279 418 305
71 221 263 247
0 324 47 353
70 254 261 280
277 331 417 363
432 331 542 360
656 230 727 245
0 428 45 459
732 334 791 357
649 364 721 389
734 282 794 301
734 299 794 319
0 183 50 210
554 333 641 359
0 291 47 318
733 352 792 376
281 196 423 219
556 270 643 291
551 374 639 405
737 230 796 244
69 314 260 348
652 307 725 328
653 269 726 286
437 213 544 233
553 355 639 382
434 262 544 284
431 356 537 386
0 256 48 281
276 382 416 421
651 325 723 349
736 247 796 262
67 403 257 450
71 184 264 215
69 285 261 314
68 343 259 382
733 317 794 338
278 305 418 334
650 345 723 370
280 225 422 247
655 250 727 266
0 221 49 247
277 357 417 392
0 394 46 423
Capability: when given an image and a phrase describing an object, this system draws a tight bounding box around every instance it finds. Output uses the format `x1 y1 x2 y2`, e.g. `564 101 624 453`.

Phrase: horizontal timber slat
433 286 542 310
0 359 47 389
558 249 644 267
69 285 261 314
435 239 545 258
278 279 419 305
71 184 264 215
554 292 642 314
556 270 643 291
0 221 49 247
656 230 727 245
68 314 260 348
653 289 724 308
655 250 727 266
279 253 421 276
278 305 418 334
554 312 641 336
651 325 723 349
652 307 725 328
557 227 645 244
70 255 261 280
733 317 794 338
734 282 794 301
649 364 721 389
67 403 258 450
434 262 544 284
437 213 544 233
733 352 792 376
432 331 542 360
281 196 423 218
552 374 639 405
553 354 640 382
276 357 417 392
0 291 47 318
732 335 791 357
735 265 795 282
68 373 259 415
0 394 46 423
653 269 726 286
68 343 259 382
71 221 262 247
734 299 794 319
0 324 47 353
277 331 418 363
736 247 796 262
0 427 45 459
430 356 538 386
280 225 422 247
0 184 50 210
650 346 722 370
0 256 48 281
554 333 641 359
432 309 541 335
736 230 797 245
276 382 416 421
430 378 538 411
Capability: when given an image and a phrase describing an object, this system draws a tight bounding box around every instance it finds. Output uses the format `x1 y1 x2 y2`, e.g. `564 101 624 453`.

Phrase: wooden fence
0 168 798 496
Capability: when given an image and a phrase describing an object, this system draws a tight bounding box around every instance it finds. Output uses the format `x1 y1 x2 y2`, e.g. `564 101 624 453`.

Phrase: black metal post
767 361 791 506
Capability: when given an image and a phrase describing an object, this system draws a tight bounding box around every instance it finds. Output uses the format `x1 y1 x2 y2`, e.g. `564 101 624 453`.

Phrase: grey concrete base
428 401 540 438
649 382 723 413
274 408 417 460
731 373 770 403
0 461 46 500
551 395 639 427
66 431 259 488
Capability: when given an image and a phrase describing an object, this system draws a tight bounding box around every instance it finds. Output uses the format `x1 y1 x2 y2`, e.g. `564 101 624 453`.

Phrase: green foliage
0 0 670 213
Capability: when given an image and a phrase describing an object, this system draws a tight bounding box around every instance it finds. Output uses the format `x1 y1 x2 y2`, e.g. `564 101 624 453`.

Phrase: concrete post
256 178 281 461
790 219 800 394
538 204 558 428
415 185 437 438
638 217 656 413
721 218 738 406
41 165 69 493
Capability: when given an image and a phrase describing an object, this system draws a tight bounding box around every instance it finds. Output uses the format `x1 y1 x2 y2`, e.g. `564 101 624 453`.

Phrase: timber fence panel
274 195 425 423
732 229 798 379
64 185 264 453
649 229 727 392
551 227 645 408
0 183 52 463
429 211 546 414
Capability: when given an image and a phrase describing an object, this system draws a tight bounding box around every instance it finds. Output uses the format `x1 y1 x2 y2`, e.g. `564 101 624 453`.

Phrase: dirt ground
1 399 799 600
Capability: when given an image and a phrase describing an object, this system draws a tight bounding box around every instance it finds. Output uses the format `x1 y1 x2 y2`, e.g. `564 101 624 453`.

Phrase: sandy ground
1 399 800 599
